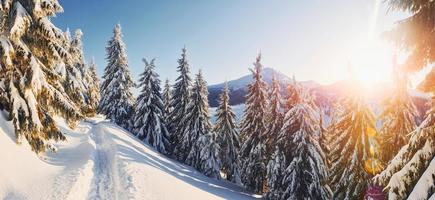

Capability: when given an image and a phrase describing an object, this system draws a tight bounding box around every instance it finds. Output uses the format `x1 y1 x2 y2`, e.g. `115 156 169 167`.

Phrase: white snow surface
0 113 257 200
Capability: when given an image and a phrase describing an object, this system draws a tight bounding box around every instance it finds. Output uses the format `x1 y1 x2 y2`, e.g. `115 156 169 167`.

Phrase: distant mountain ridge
207 68 430 118
208 68 318 107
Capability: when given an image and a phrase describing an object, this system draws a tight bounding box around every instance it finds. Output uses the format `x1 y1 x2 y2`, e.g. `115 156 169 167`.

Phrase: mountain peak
207 67 320 106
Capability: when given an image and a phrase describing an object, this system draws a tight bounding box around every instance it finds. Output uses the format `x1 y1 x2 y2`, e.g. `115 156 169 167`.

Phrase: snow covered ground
0 113 258 200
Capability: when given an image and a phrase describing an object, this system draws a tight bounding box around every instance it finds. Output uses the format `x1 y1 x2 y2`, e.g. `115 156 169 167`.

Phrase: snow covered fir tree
214 83 241 184
0 0 85 152
328 81 379 199
98 24 135 129
170 47 193 160
83 59 101 116
378 59 419 163
162 79 173 127
132 59 170 154
372 1 435 199
262 76 284 160
182 71 213 164
239 54 269 194
278 81 331 200
64 29 88 114
374 67 435 199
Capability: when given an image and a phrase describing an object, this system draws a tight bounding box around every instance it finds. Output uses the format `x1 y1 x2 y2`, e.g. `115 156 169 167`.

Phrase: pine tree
195 132 222 179
318 112 330 166
278 82 331 200
239 54 268 194
214 83 241 184
374 68 435 199
264 76 286 199
170 47 193 159
64 29 88 115
183 71 213 166
379 61 418 163
261 75 284 160
99 24 135 129
132 59 170 154
329 86 378 200
379 2 435 197
385 0 434 72
83 59 101 116
162 79 172 126
265 146 285 199
0 0 82 152
269 79 301 171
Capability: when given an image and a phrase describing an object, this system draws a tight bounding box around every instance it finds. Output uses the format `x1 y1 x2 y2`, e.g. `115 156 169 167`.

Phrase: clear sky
53 0 407 85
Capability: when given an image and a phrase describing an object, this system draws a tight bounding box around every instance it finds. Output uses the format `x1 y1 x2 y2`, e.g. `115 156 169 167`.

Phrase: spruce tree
162 79 172 126
261 76 284 159
268 79 301 176
379 2 435 197
374 67 435 199
170 48 193 160
0 0 82 152
214 83 241 184
379 62 418 163
239 54 268 194
329 86 378 200
132 59 170 154
99 24 135 129
83 59 101 116
195 131 222 179
64 29 88 116
183 71 213 166
279 84 331 200
265 146 285 199
264 76 286 199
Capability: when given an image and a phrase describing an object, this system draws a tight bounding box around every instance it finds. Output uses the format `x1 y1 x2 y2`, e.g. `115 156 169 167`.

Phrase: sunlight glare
348 38 394 87
347 0 394 88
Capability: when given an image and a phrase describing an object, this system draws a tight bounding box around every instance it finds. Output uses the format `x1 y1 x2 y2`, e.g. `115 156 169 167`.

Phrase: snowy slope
0 113 257 200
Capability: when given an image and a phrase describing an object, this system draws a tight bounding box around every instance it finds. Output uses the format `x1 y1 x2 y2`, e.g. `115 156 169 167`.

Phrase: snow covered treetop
114 24 123 39
74 29 83 40
35 0 63 16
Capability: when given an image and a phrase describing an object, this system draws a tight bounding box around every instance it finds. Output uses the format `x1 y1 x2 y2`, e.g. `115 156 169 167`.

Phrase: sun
348 38 395 87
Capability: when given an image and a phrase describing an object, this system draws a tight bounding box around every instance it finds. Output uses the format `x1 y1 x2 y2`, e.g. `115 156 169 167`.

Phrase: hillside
0 114 257 200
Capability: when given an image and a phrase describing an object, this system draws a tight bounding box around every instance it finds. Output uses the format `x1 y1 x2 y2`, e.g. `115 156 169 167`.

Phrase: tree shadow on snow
102 122 260 200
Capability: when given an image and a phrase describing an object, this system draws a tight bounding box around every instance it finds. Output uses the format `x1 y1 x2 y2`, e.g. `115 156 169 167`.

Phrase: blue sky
54 0 406 85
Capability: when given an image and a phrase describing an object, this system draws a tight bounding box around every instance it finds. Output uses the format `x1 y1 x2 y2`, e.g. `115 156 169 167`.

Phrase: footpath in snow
0 115 258 200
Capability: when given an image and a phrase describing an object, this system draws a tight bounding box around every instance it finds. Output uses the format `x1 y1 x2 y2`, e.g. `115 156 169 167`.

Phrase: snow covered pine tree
214 83 241 184
162 79 172 128
373 1 435 198
374 67 435 199
239 54 268 194
99 24 135 129
170 47 193 160
266 78 301 198
183 71 221 179
64 29 88 119
264 76 285 199
83 59 101 116
132 58 170 154
265 146 286 199
329 81 379 199
0 0 83 152
262 76 284 160
277 81 331 200
379 58 418 163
